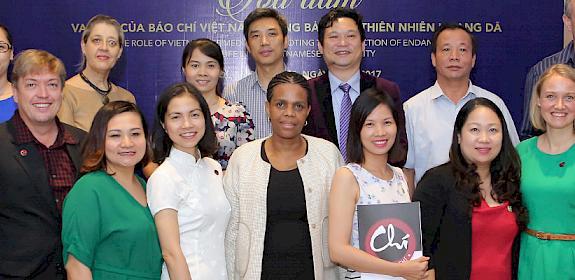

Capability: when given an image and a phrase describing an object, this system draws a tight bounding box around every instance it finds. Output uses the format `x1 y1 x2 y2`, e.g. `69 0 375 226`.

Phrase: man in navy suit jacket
0 50 85 279
303 8 407 167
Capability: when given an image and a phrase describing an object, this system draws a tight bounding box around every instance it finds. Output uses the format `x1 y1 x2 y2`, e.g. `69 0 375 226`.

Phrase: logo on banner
216 0 365 22
362 218 418 263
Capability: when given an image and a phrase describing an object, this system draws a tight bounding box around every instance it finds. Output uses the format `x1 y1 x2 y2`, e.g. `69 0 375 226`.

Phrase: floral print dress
344 163 411 279
212 100 255 169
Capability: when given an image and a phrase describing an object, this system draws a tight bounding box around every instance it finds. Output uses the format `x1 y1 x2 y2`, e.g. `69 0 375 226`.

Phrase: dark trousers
0 251 66 280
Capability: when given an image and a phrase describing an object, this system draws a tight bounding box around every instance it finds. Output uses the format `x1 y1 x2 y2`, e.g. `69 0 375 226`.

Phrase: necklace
79 72 112 104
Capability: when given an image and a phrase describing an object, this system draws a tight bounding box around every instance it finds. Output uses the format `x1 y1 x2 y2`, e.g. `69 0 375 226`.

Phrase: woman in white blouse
147 82 230 280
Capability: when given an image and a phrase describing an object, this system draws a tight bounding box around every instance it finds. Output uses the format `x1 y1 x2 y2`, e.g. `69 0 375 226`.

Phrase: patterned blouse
344 163 410 279
212 100 255 169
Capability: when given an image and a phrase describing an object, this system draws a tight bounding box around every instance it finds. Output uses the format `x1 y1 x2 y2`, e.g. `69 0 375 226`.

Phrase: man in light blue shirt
223 8 288 139
404 23 519 189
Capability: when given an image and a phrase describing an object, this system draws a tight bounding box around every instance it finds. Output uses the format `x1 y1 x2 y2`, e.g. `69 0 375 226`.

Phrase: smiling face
537 74 575 131
431 28 476 83
246 17 288 68
266 83 310 140
458 106 503 169
164 93 206 155
13 70 63 127
81 22 122 73
104 111 146 172
183 49 222 96
360 103 397 159
318 17 365 74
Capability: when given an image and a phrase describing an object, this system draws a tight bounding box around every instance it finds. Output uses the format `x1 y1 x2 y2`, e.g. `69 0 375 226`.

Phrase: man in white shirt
223 8 288 139
404 23 519 189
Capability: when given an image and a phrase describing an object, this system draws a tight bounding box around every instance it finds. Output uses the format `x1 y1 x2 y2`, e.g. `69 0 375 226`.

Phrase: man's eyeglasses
0 42 12 53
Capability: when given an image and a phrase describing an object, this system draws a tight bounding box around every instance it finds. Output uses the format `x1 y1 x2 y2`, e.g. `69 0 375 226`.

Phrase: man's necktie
339 83 352 162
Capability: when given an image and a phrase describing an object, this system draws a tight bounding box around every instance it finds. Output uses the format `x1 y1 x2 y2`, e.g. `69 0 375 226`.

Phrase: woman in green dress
62 101 162 279
518 64 575 279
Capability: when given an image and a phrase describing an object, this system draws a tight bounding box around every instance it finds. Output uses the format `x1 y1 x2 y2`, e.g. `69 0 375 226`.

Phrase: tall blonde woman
224 72 342 279
58 14 135 131
518 64 575 279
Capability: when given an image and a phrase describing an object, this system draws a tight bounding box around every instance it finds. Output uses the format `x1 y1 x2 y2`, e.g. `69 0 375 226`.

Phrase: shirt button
311 224 316 229
308 188 312 193
51 174 57 178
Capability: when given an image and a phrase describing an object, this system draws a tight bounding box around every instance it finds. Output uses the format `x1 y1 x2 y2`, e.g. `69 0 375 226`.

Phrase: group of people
0 3 573 280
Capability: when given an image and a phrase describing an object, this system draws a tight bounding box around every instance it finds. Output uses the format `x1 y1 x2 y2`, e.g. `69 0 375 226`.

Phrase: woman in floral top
328 88 429 279
182 38 255 169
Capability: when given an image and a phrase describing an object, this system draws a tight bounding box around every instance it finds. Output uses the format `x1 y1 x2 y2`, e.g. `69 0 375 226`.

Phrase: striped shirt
223 71 272 139
520 41 575 139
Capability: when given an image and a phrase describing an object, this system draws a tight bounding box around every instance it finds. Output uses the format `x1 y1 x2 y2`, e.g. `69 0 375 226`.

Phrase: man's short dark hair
318 8 366 45
243 8 288 41
431 23 477 55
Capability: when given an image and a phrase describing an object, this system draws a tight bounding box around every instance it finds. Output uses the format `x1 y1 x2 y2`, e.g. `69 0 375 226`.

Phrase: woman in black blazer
412 98 527 280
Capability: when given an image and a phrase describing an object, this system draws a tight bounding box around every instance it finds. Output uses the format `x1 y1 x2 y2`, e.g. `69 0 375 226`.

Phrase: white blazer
224 135 343 279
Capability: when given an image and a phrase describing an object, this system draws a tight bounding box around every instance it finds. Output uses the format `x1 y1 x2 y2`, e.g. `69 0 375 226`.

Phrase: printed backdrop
2 0 564 125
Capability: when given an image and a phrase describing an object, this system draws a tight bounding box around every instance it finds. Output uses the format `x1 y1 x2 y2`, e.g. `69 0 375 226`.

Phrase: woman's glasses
0 42 12 53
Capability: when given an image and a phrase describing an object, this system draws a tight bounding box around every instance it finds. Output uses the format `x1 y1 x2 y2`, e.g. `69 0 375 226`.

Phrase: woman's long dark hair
449 97 527 229
150 82 217 164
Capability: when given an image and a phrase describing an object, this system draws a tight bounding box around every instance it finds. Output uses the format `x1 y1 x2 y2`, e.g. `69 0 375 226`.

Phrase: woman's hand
397 256 429 280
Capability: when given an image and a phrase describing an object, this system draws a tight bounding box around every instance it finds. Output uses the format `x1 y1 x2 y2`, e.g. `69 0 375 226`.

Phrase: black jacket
302 72 407 167
412 162 520 280
0 118 85 278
